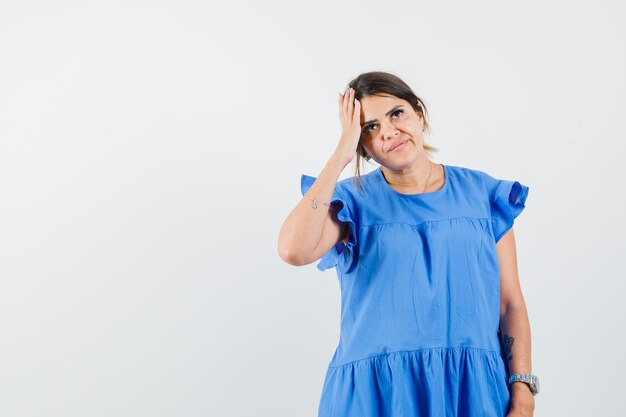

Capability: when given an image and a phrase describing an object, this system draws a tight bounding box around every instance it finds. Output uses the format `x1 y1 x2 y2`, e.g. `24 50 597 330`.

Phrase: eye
362 109 404 133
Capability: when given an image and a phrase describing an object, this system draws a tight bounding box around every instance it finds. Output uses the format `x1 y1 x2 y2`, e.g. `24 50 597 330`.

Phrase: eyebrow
362 105 404 127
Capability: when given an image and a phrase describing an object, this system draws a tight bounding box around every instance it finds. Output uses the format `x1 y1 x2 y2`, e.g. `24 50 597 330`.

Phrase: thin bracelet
305 193 331 209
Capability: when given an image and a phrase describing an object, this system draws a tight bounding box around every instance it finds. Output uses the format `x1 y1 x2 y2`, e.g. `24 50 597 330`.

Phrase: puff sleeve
300 174 358 273
482 172 530 244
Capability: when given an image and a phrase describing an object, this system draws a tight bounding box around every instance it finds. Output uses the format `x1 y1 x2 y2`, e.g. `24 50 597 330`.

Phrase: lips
389 140 408 152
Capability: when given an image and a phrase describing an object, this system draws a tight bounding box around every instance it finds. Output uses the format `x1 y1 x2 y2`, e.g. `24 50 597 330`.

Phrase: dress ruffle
300 174 357 272
489 179 529 243
318 347 511 417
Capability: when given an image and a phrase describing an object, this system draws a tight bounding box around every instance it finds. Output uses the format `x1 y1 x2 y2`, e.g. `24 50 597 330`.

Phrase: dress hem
328 345 501 369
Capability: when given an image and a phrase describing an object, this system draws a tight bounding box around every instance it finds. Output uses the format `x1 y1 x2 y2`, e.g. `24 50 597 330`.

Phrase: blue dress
300 163 529 417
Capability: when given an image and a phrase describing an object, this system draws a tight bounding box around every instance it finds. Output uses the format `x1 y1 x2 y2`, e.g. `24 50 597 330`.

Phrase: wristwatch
508 373 540 396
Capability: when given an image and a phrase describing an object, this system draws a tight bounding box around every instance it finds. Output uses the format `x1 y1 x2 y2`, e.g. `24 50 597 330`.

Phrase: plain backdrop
1 0 624 416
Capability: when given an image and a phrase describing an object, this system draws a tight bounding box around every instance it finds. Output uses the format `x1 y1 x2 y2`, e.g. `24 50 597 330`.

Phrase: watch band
508 373 540 396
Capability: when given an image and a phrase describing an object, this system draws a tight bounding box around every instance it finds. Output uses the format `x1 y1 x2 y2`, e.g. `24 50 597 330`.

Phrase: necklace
421 161 433 193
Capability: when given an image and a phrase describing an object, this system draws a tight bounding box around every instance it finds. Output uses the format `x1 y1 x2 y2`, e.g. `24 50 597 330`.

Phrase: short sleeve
300 174 358 273
482 172 530 244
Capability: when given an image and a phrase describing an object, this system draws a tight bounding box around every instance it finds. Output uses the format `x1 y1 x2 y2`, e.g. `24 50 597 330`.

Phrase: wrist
511 382 535 410
331 146 354 168
511 381 533 394
510 381 535 409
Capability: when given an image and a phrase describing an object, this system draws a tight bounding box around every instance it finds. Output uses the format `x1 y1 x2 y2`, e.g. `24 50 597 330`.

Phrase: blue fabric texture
299 164 530 417
301 174 358 272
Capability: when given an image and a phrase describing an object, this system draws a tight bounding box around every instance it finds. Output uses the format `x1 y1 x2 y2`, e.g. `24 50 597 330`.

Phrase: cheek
401 120 421 136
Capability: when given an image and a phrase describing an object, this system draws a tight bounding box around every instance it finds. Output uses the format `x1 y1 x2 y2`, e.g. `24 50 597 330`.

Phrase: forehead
360 94 409 118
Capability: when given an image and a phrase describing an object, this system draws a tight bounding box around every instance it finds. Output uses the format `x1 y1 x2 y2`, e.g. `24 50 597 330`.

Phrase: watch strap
508 373 539 396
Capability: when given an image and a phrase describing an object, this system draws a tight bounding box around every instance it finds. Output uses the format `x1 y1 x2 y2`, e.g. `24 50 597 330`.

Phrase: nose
382 122 400 141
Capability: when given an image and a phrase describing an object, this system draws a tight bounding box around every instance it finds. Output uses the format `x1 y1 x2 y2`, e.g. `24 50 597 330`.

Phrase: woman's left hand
506 382 535 417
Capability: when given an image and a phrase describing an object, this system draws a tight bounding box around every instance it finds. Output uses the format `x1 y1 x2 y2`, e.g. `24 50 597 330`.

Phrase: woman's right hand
335 87 362 166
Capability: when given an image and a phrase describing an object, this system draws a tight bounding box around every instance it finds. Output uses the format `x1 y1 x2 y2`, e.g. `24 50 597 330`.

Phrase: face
359 94 425 168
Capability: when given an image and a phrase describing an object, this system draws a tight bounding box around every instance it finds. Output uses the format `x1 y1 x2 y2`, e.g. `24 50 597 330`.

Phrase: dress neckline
376 163 449 199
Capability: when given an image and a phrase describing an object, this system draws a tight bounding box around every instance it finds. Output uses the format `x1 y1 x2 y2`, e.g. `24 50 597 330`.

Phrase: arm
497 228 536 415
278 87 362 267
277 152 349 266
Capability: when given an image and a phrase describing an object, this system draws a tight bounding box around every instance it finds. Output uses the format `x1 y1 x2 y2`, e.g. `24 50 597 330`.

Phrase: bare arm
278 87 362 266
497 228 535 415
277 152 350 266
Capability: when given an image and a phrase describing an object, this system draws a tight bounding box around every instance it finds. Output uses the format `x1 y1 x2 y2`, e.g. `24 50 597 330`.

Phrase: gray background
1 0 624 416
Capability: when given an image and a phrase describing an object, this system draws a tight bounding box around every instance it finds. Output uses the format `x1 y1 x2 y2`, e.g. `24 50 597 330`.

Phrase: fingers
339 89 345 118
347 88 353 116
339 87 355 119
338 91 342 106
353 98 360 123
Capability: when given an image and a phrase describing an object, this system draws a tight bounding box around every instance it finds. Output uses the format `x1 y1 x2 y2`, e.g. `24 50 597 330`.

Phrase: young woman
278 71 538 417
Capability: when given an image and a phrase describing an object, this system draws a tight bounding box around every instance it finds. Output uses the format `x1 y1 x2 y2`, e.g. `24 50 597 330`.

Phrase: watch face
528 376 539 394
532 377 540 394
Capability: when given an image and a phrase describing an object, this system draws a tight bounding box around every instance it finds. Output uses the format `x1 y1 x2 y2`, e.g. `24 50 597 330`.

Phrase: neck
381 155 434 189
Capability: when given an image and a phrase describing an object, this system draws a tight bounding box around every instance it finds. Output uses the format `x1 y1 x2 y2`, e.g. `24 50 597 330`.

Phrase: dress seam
327 346 499 369
360 216 490 228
